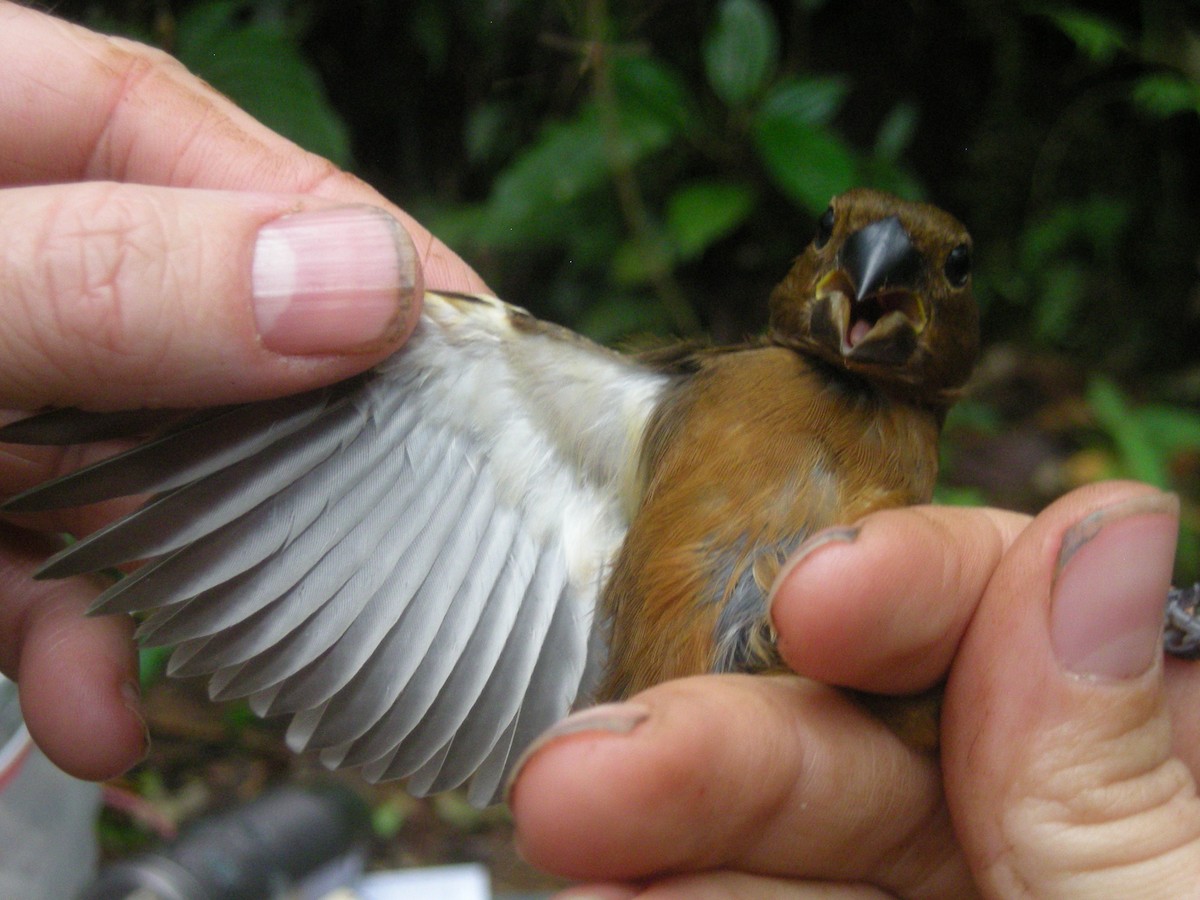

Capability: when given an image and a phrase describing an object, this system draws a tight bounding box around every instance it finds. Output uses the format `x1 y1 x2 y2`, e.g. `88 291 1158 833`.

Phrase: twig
584 0 703 336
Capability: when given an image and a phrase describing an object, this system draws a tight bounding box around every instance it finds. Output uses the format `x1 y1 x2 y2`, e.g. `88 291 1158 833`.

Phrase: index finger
0 2 343 192
0 1 485 293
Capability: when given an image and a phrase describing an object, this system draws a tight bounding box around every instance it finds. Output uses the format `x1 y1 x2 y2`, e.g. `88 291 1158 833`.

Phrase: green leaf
753 114 857 213
759 76 850 127
943 399 1003 435
465 102 513 165
612 54 697 137
139 647 171 688
859 156 925 201
475 106 608 244
1042 9 1128 64
754 77 855 211
933 484 988 507
610 231 673 287
703 0 780 107
1137 404 1200 456
611 240 657 287
476 87 676 247
666 180 756 260
222 700 257 732
1132 73 1200 119
1033 263 1086 343
1018 196 1129 273
1087 377 1169 487
175 1 350 165
577 293 674 343
371 795 417 839
874 101 919 162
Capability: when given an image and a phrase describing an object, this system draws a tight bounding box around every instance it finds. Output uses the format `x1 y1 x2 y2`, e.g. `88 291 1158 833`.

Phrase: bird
0 188 982 805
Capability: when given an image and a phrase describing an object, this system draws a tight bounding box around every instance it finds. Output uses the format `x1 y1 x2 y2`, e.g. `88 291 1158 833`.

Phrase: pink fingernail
252 206 417 355
1051 492 1179 679
503 703 650 805
768 525 861 607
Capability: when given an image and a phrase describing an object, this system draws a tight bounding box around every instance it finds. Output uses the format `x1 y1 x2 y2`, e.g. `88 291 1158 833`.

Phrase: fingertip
554 886 638 900
506 703 650 809
510 703 665 879
769 505 1022 694
16 583 145 781
251 205 423 357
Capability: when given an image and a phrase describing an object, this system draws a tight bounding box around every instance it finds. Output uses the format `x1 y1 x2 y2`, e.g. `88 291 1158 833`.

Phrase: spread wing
0 291 669 805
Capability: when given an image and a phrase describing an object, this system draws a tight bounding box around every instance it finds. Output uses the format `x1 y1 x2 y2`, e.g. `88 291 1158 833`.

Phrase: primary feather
2 291 669 804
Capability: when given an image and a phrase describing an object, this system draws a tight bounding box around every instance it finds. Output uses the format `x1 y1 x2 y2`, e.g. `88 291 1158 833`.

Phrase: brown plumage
601 189 978 748
0 188 978 799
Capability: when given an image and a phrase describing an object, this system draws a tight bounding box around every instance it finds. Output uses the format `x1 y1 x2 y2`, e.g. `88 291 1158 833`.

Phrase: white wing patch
1 291 669 805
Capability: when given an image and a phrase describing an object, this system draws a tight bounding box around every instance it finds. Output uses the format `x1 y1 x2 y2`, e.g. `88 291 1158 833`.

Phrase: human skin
509 482 1200 897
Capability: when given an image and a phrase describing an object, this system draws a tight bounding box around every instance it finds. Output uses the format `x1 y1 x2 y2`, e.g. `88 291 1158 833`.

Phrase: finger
943 484 1200 894
0 183 421 411
509 676 974 897
0 2 484 295
1164 655 1200 768
558 874 896 898
769 505 1030 693
0 524 144 780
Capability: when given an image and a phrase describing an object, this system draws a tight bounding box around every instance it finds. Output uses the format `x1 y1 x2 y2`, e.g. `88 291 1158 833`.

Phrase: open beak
812 216 928 365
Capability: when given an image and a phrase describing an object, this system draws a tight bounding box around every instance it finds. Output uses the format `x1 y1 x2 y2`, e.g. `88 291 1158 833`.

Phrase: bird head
768 188 979 409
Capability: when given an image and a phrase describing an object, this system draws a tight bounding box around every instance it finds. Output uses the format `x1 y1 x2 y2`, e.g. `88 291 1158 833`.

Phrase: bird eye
814 206 835 250
944 243 971 287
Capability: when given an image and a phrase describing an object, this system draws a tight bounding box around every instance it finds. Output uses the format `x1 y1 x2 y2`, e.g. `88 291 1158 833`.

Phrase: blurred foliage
56 0 1199 577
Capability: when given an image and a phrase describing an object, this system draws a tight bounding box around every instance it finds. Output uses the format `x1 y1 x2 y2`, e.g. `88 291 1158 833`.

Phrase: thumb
943 484 1200 896
0 182 422 411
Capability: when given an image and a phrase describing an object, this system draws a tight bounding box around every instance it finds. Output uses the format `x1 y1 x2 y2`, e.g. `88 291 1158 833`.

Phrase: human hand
509 480 1200 896
0 1 483 780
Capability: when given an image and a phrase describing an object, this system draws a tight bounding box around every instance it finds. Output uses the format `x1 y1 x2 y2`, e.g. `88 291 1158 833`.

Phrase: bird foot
1164 583 1200 658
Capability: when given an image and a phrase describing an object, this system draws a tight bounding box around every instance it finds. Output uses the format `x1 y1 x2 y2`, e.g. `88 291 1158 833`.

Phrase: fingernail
252 206 418 355
768 525 861 607
1051 492 1179 679
555 888 638 900
121 680 151 763
503 703 649 805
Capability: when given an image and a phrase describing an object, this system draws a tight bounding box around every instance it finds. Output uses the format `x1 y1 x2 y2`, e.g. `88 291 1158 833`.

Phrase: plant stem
585 0 703 336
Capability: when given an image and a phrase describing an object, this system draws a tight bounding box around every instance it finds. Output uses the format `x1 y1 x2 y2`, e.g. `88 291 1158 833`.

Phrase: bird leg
1164 583 1200 658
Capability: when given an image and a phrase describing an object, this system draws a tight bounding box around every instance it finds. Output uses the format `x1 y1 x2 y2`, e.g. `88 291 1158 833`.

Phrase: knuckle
87 36 195 179
26 185 177 389
102 33 187 75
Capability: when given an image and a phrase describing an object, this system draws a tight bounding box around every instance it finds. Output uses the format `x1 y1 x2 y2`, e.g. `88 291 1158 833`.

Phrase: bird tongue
847 318 873 347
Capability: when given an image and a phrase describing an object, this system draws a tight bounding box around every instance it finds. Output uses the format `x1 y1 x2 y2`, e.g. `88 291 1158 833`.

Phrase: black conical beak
841 215 920 299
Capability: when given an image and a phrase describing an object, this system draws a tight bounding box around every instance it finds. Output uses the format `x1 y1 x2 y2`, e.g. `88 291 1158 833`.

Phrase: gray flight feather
103 396 423 625
0 291 669 805
0 407 208 446
324 527 537 772
180 426 460 687
3 393 339 512
35 396 367 578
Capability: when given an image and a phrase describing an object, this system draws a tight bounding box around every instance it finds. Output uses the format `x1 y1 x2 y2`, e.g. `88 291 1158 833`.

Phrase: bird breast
598 344 941 699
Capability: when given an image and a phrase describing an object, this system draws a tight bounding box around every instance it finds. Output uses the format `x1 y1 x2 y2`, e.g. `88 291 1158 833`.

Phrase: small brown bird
1 188 980 804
